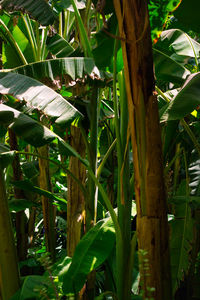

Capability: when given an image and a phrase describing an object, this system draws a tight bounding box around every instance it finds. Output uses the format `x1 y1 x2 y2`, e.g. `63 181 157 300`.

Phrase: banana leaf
153 47 190 84
0 0 57 26
169 180 194 293
161 73 200 121
6 57 104 86
0 71 82 125
61 218 115 294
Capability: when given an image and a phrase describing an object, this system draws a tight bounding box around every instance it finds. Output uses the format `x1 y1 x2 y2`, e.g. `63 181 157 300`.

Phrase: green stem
63 10 69 39
21 14 37 61
41 27 48 60
97 139 117 179
59 12 63 37
35 22 41 60
87 88 99 226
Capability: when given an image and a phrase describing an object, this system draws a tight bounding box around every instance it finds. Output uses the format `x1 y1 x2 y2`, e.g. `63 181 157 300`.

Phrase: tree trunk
113 1 172 299
67 125 86 257
0 168 20 300
8 129 28 261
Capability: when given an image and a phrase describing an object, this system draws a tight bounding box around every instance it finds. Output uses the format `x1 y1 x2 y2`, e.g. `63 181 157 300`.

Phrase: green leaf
46 34 74 58
70 0 92 57
153 47 191 84
19 275 50 299
161 73 200 121
169 180 194 293
62 218 115 294
155 29 200 64
0 71 82 125
8 198 37 212
0 110 14 124
148 0 181 40
93 14 118 69
0 0 57 26
53 0 86 12
0 105 89 167
0 104 56 146
0 143 15 169
12 180 67 204
9 57 103 85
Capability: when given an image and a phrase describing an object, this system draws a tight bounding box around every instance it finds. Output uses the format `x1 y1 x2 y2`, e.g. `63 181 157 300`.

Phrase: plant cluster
1 0 200 300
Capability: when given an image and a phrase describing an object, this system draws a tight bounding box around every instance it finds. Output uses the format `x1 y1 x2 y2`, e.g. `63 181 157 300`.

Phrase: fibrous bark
67 125 86 257
113 1 172 299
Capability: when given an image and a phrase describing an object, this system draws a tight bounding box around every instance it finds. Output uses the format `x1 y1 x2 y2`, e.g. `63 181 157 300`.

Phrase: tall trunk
113 1 172 299
0 168 20 300
67 125 86 257
8 129 28 261
38 145 56 261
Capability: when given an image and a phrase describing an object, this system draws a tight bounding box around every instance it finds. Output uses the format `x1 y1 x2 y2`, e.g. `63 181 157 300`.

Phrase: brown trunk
67 125 86 257
113 1 172 299
38 145 56 261
8 129 28 261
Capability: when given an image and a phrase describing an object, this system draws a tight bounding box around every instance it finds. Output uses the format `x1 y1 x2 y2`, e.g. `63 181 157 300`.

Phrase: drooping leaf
161 73 200 121
0 104 56 146
46 34 74 58
8 57 104 86
61 218 115 294
12 180 67 204
0 71 82 125
169 180 194 293
155 29 200 64
0 0 57 26
153 47 191 85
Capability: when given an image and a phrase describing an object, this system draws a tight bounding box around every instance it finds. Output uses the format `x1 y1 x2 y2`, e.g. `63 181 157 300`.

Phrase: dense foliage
1 0 200 299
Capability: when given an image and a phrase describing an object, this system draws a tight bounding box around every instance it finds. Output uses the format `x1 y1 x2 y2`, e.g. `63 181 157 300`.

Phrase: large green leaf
169 180 194 293
155 29 200 64
0 0 57 26
8 57 103 85
0 105 88 166
153 48 191 85
93 14 118 69
161 73 200 121
62 218 115 294
0 104 55 146
0 71 82 125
